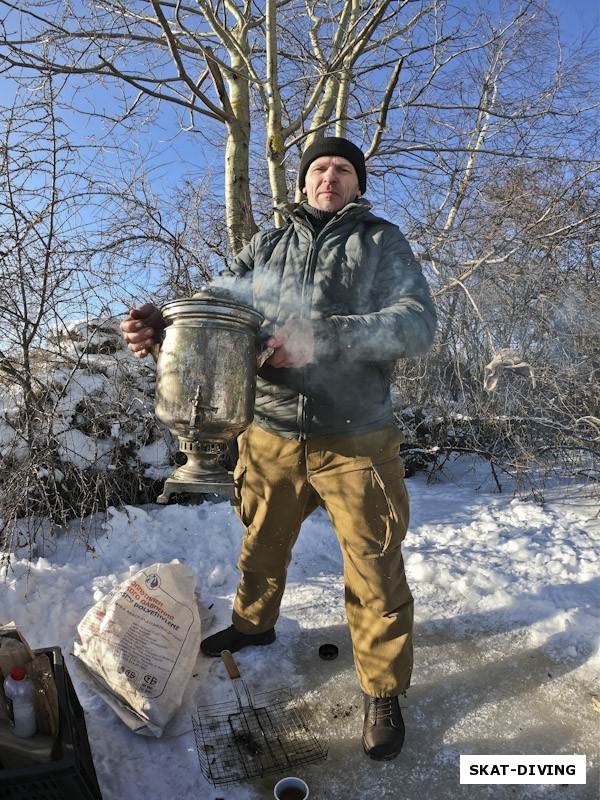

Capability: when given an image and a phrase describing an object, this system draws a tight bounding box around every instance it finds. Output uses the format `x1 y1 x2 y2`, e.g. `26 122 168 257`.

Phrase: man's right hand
120 304 165 358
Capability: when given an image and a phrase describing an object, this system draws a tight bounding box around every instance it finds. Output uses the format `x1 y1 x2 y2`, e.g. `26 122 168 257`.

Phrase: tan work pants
231 423 413 697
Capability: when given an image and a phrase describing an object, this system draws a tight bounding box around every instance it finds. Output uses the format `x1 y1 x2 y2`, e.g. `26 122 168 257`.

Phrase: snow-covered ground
1 465 598 799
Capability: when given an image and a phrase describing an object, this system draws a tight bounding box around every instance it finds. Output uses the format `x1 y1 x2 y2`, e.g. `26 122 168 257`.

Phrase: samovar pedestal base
157 474 235 504
157 437 237 504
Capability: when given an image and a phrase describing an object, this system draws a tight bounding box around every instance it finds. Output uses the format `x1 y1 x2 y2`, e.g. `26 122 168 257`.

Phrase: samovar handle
256 346 275 370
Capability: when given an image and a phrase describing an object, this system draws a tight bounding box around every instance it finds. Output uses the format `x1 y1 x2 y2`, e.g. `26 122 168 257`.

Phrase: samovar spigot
188 384 218 439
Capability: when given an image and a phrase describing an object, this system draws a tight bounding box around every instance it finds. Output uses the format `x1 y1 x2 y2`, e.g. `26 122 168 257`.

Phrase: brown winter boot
362 694 405 760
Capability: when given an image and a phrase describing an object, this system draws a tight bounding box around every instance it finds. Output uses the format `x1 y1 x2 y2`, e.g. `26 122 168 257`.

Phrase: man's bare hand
120 304 165 358
266 319 315 368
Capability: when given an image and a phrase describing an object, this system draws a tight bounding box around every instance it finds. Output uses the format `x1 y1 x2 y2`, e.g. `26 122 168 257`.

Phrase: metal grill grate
193 687 328 786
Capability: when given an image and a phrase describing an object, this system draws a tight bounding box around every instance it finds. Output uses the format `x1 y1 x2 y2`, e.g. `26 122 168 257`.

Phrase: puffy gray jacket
215 199 436 441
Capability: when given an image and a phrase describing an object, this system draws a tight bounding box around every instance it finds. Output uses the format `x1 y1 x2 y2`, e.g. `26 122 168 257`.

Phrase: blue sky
546 0 599 44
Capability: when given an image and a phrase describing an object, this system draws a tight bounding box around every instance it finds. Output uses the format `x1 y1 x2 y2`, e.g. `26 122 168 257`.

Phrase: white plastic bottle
3 665 37 738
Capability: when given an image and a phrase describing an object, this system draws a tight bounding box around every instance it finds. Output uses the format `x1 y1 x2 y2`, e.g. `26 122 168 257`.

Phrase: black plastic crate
0 647 103 800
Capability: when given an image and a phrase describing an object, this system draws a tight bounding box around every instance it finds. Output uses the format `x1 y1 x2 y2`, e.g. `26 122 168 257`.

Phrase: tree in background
0 0 454 250
375 3 599 488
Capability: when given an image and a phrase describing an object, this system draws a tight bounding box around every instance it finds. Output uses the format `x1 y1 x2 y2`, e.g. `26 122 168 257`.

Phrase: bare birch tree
0 0 449 250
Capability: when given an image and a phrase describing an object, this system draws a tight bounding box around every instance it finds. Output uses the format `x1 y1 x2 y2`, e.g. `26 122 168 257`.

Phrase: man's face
303 155 360 212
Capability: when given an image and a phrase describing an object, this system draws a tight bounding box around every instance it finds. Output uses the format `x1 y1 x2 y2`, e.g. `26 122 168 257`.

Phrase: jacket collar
276 197 372 226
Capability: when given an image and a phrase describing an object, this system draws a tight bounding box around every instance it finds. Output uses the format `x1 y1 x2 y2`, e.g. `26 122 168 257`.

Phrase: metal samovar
151 290 263 503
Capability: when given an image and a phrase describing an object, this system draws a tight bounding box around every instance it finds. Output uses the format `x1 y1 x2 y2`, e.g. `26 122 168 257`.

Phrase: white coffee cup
273 776 310 800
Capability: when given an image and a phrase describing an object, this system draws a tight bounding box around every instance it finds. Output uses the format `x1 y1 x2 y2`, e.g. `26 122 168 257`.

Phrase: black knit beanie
298 137 367 195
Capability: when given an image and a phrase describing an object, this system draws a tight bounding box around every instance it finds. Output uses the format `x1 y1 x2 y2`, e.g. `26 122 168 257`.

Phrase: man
121 137 436 760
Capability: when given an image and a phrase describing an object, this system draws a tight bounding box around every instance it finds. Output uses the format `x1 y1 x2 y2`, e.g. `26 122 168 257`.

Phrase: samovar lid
161 288 263 331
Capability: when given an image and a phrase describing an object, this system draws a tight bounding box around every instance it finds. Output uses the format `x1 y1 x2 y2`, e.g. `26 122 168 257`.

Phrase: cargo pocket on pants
371 456 409 552
232 459 249 526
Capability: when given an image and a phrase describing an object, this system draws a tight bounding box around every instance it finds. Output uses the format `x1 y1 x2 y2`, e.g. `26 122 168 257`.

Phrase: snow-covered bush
0 318 176 555
392 347 600 497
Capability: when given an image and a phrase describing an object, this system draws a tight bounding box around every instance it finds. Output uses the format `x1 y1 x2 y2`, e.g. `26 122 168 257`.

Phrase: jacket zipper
296 228 316 440
294 209 356 442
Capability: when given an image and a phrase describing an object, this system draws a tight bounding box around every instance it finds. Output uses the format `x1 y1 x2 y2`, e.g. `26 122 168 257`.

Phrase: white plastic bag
74 560 202 737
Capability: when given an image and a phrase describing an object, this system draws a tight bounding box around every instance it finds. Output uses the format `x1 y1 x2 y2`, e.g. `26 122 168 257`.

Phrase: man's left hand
266 319 315 368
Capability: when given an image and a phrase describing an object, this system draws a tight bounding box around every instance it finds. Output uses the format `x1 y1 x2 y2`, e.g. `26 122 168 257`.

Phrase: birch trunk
265 0 288 227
